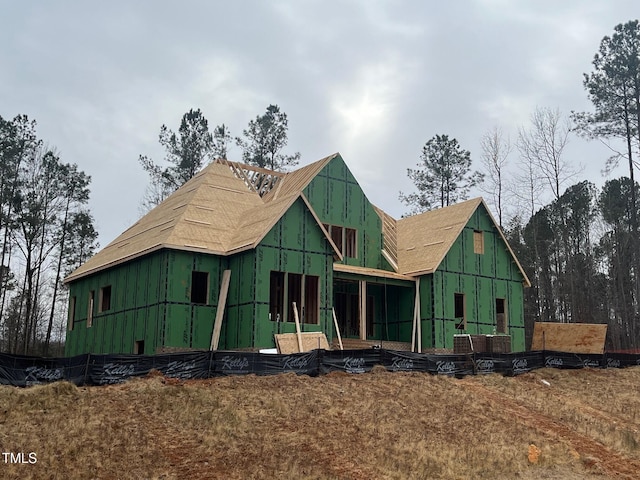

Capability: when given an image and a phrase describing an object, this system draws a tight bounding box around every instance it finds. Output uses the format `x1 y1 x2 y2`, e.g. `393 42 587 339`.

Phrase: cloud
328 55 420 181
2 0 639 242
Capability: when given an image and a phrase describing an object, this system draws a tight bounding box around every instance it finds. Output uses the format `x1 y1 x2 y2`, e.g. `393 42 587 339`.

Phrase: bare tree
0 115 40 326
44 163 92 354
517 107 580 200
479 126 511 227
517 107 582 324
12 147 66 353
0 115 97 355
517 107 578 202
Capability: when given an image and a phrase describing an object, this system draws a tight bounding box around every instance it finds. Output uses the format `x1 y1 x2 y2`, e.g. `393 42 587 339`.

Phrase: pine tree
139 108 214 209
400 134 483 214
236 105 300 171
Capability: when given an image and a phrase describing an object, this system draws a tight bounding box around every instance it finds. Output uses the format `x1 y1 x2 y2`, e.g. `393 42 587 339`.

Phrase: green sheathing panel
65 250 170 356
508 281 525 350
65 249 227 356
368 284 385 340
223 250 256 350
389 284 415 344
236 197 336 350
303 155 385 269
418 275 433 350
425 204 527 351
162 250 223 351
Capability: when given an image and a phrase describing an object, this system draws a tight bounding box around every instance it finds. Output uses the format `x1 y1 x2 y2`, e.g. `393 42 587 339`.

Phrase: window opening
304 275 319 324
496 298 507 333
330 225 344 255
454 293 466 330
87 290 94 328
288 273 303 322
191 271 209 304
269 271 285 322
270 272 320 324
99 285 112 312
345 228 357 258
134 340 145 355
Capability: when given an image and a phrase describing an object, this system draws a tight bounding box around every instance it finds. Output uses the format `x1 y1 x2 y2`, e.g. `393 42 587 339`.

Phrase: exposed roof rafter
214 158 285 197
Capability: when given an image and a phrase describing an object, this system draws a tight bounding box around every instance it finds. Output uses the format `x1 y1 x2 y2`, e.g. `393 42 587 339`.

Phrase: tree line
400 20 640 350
2 20 637 355
0 115 98 355
138 104 300 210
0 102 301 356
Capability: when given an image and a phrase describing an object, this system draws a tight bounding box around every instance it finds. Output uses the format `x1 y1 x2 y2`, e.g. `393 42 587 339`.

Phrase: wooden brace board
274 332 331 354
531 322 607 354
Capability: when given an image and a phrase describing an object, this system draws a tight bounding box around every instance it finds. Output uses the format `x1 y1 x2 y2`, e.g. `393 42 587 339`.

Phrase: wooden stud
359 280 367 340
292 301 303 352
411 309 416 352
87 293 94 328
332 308 344 350
210 269 231 351
411 281 419 352
416 277 421 353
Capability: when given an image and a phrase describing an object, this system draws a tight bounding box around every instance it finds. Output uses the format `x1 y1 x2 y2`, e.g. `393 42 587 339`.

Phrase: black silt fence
543 352 604 369
210 351 264 376
319 349 382 374
0 349 640 387
380 350 431 372
259 350 320 376
472 353 512 375
472 351 546 376
604 353 640 369
425 354 475 376
0 352 89 387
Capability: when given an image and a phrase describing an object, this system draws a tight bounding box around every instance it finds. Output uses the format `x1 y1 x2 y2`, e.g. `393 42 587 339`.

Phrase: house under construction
64 153 530 355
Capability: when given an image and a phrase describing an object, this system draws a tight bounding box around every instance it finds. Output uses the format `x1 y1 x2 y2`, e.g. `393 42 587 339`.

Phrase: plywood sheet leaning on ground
274 333 331 354
531 322 607 354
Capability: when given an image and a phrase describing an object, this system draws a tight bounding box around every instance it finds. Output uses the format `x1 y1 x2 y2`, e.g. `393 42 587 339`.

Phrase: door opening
496 298 507 333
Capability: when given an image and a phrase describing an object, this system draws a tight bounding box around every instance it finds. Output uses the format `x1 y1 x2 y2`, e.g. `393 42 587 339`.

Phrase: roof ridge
64 163 263 283
264 152 339 202
396 197 483 276
167 164 266 251
110 169 212 247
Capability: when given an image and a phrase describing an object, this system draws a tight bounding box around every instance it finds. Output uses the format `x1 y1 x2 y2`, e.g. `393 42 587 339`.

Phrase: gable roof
65 162 339 283
396 198 482 276
263 153 338 202
373 205 398 269
67 153 530 288
395 198 530 286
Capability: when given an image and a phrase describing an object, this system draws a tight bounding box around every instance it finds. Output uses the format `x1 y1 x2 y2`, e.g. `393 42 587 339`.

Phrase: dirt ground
1 366 640 479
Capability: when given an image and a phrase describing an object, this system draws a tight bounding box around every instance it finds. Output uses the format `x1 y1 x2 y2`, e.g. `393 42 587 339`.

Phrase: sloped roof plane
395 198 530 286
397 198 482 276
67 154 529 288
65 161 340 283
263 153 338 202
226 192 343 260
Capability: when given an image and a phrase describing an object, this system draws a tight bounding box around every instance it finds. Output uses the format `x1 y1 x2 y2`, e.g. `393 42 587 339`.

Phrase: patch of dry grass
1 368 640 479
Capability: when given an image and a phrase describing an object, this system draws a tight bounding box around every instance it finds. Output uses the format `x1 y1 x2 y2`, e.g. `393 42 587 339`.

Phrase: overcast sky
2 1 638 248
